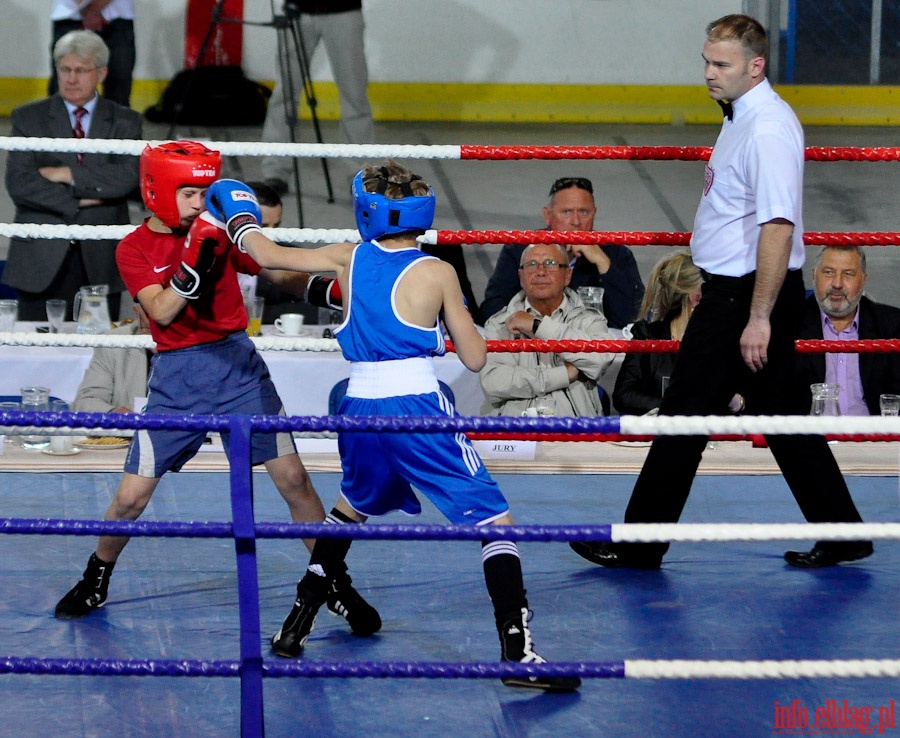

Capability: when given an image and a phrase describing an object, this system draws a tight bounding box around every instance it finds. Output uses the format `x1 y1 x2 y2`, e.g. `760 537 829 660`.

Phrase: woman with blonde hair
613 251 703 415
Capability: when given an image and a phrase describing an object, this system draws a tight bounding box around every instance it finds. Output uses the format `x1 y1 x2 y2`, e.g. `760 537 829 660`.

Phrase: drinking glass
46 299 67 333
576 286 604 313
20 386 50 449
0 299 18 332
0 401 21 447
49 399 73 453
246 295 265 337
879 393 900 417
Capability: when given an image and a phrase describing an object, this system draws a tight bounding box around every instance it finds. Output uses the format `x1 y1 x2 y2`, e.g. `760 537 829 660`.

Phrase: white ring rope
0 331 338 352
0 136 463 160
0 223 364 245
610 522 900 543
619 414 900 436
624 659 900 679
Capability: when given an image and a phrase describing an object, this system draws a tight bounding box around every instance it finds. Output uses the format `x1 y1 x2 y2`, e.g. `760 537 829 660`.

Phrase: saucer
274 327 307 337
41 447 81 457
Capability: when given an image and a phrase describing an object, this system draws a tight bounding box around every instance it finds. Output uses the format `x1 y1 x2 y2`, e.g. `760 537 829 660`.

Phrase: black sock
481 540 527 624
300 509 356 599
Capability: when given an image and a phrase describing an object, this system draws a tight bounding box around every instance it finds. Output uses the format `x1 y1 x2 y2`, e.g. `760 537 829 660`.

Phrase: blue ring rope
0 656 619 680
0 408 622 435
0 518 614 542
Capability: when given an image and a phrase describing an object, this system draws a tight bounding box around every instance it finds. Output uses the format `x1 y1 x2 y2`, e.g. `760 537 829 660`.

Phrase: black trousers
619 269 864 560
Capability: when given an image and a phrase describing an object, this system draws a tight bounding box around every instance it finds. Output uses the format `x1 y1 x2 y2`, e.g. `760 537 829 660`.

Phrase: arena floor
1 468 897 737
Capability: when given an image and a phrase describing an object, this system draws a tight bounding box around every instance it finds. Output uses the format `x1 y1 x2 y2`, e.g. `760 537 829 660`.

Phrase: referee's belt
698 269 748 285
698 267 801 285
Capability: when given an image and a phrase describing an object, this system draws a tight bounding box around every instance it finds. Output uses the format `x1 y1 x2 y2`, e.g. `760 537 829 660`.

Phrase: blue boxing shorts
337 391 509 525
124 331 295 477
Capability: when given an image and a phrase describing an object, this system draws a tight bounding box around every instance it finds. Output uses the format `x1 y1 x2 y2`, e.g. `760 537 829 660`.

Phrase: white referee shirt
690 78 806 277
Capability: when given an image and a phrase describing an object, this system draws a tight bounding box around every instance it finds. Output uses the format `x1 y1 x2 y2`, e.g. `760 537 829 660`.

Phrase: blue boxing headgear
352 168 436 241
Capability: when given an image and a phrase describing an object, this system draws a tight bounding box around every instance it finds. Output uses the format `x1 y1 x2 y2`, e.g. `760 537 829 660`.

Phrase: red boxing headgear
140 140 222 228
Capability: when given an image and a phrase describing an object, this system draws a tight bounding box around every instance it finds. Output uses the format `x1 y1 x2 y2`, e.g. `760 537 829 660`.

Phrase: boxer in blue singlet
207 161 581 693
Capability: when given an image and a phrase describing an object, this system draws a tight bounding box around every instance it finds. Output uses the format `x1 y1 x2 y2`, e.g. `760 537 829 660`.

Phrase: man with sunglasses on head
480 242 614 417
481 177 644 330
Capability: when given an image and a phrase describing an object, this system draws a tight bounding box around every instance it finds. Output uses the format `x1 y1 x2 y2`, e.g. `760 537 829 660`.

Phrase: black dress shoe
784 542 873 568
569 541 661 570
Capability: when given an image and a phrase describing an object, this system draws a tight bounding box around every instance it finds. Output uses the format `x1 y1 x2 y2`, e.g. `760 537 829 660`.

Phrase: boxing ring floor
1 466 897 738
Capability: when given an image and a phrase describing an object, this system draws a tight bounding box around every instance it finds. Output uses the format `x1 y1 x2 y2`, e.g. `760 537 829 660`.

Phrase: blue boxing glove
205 179 263 253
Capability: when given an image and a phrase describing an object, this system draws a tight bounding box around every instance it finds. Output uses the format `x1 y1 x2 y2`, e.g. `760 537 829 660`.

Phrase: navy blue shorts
124 332 295 477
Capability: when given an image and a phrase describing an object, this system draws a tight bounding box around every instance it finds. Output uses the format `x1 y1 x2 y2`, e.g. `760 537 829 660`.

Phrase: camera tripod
262 3 336 223
170 0 335 226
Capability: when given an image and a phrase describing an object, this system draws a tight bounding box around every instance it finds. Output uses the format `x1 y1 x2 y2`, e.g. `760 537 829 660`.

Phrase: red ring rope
433 230 900 246
457 144 900 162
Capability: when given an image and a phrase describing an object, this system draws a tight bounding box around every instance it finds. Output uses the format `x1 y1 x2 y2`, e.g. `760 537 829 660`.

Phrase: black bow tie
718 99 734 121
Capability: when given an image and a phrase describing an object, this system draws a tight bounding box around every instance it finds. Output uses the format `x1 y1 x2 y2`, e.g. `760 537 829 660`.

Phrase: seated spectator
480 242 614 417
481 176 644 329
238 181 334 324
73 304 151 414
797 245 900 415
613 252 702 415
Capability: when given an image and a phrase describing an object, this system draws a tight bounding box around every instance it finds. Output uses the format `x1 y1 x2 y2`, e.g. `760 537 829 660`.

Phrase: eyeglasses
548 177 593 196
56 65 98 77
519 259 568 273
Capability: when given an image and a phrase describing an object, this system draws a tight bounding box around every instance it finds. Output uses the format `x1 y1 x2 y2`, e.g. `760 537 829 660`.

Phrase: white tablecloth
0 323 487 416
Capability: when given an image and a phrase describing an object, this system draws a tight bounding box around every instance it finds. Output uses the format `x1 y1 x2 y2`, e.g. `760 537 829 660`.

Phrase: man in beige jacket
480 242 614 417
73 306 150 413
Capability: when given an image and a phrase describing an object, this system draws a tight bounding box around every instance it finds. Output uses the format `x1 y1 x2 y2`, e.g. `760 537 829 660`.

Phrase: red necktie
73 106 87 164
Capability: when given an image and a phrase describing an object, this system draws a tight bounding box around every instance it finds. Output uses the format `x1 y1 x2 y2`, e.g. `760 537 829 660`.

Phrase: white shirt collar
730 78 772 121
64 94 99 121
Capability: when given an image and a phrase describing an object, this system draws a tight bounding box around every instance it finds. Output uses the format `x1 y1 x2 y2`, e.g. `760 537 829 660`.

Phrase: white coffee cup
50 435 73 454
275 313 305 336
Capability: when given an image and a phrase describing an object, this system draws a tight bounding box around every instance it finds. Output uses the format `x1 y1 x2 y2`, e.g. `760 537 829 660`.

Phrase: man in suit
798 245 900 415
3 29 141 321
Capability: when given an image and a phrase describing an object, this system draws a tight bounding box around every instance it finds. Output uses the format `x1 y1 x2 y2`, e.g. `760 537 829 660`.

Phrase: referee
571 14 873 570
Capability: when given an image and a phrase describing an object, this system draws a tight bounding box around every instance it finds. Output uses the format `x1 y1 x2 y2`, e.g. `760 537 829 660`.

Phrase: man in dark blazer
481 177 645 329
798 245 900 415
3 29 141 321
